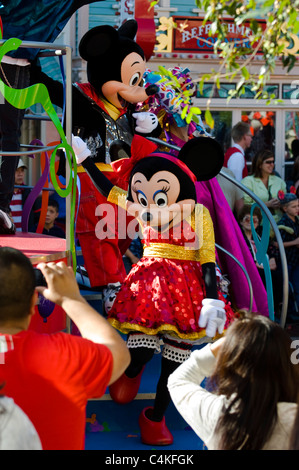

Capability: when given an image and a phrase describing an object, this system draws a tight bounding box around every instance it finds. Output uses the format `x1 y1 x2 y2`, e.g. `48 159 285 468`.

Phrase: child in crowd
34 200 65 238
10 159 28 232
9 159 37 232
277 190 299 323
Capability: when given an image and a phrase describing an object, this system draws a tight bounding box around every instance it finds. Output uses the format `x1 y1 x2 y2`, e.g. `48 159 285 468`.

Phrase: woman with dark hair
242 149 286 222
237 204 263 262
168 311 299 450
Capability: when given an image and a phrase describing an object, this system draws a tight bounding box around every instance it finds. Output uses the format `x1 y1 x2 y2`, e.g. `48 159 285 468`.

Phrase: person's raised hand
35 261 82 306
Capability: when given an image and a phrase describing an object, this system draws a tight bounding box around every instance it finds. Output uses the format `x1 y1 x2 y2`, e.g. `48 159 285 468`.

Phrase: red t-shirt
0 330 113 450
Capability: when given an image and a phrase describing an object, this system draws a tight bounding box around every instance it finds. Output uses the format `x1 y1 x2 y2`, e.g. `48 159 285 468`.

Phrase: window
285 111 299 182
196 83 236 99
241 110 275 162
282 84 299 101
240 84 279 99
196 83 279 99
204 111 232 152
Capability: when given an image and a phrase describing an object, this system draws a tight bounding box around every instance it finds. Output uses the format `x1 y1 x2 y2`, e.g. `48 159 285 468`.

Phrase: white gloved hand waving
198 298 226 338
71 134 91 164
132 112 158 134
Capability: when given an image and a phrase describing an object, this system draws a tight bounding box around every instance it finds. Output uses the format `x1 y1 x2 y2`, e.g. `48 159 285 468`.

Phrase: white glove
71 134 91 164
132 112 158 134
198 298 226 338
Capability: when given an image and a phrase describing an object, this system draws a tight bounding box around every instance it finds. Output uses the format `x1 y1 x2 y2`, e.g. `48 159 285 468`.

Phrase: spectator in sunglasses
241 149 286 222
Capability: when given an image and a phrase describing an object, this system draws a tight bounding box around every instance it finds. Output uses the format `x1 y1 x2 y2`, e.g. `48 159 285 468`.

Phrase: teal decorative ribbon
251 203 274 320
0 37 77 270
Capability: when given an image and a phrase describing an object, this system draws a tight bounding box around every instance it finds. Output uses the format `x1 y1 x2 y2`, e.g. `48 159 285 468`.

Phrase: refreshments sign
172 16 267 54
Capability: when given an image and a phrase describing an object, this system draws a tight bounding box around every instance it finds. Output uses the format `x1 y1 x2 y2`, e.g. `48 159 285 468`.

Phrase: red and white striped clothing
0 335 14 365
10 189 23 232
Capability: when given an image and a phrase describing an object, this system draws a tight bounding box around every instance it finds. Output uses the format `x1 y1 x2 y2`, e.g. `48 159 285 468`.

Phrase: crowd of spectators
223 123 299 326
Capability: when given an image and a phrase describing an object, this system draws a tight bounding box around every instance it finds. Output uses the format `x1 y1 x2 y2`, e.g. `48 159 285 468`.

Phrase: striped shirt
10 190 23 232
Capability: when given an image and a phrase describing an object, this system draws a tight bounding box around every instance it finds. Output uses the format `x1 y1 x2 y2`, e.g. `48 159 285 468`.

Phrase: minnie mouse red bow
111 134 197 184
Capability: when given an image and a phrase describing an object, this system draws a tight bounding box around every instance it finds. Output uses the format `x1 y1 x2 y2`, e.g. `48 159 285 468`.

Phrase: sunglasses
264 159 275 164
242 215 259 223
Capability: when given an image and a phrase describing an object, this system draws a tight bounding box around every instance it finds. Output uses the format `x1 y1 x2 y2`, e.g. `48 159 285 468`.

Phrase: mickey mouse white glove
133 112 158 134
71 134 91 165
198 298 226 338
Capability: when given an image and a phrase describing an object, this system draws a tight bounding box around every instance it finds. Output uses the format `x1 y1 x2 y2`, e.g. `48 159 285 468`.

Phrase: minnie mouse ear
79 25 119 61
178 136 224 181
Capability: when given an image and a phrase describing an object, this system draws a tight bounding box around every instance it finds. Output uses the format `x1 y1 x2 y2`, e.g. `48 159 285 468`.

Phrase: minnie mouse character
138 66 269 317
72 133 235 446
33 20 160 298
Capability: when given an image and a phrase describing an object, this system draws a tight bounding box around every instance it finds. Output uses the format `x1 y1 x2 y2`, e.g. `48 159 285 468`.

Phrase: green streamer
0 37 77 271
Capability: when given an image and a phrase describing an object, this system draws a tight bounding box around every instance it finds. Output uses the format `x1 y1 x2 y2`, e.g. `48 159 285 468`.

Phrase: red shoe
109 366 145 404
139 407 173 446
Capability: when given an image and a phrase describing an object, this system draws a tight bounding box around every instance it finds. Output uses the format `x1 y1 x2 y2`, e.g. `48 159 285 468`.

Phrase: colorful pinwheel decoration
141 66 209 134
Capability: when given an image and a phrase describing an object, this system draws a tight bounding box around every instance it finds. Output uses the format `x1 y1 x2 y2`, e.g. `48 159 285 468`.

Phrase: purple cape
196 179 269 317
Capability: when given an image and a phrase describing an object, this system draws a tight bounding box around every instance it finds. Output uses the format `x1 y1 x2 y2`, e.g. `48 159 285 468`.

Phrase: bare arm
282 236 299 248
124 248 140 265
210 337 226 357
36 261 130 385
265 198 280 209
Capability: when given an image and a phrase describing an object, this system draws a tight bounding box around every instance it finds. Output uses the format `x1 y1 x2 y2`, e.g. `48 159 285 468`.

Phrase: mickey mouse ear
178 136 224 181
79 25 119 61
109 140 131 161
118 19 138 39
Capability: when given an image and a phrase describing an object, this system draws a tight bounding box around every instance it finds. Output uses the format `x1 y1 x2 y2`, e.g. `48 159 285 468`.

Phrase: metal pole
0 39 69 52
216 243 253 312
65 45 72 261
0 145 59 156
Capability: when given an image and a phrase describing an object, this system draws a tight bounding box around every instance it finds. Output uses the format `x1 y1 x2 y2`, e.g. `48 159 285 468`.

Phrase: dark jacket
277 214 299 267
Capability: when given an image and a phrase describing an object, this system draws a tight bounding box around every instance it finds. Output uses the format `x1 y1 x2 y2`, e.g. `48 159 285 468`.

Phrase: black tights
125 346 186 422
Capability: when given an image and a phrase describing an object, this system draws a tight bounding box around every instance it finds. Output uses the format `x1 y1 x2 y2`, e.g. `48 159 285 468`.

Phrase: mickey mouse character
34 19 159 296
72 133 235 446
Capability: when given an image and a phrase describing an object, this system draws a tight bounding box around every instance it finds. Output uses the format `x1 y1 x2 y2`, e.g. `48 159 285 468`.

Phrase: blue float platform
85 350 205 451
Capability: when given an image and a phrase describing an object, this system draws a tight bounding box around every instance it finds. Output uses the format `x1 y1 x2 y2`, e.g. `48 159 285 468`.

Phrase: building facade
34 0 299 183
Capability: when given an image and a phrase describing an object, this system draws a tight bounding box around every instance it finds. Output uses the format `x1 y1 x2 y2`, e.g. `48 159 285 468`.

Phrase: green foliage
187 0 299 126
154 0 299 127
194 0 299 96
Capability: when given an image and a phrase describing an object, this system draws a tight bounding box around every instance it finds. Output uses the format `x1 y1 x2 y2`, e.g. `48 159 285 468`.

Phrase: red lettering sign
172 16 266 54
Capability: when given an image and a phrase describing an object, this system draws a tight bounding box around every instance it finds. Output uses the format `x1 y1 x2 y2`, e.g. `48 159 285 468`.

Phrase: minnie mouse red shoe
109 366 145 404
139 407 173 446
